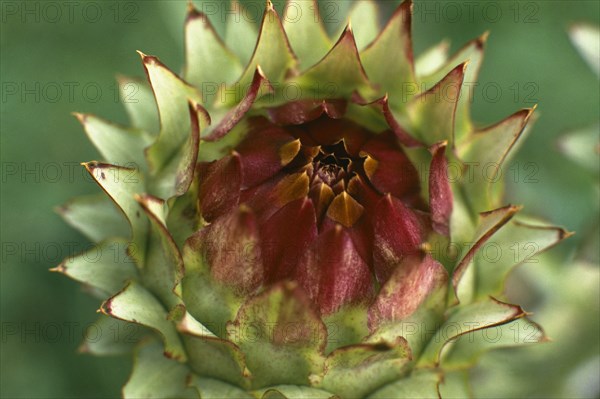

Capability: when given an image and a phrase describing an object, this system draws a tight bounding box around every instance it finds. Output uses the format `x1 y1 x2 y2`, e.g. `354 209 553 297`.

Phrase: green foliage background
1 1 598 397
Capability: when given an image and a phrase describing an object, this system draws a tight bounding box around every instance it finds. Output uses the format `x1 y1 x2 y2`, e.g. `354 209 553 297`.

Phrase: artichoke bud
56 1 571 397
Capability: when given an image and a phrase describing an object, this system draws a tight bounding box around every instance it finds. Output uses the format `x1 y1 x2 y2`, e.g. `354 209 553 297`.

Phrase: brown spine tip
346 20 353 33
136 50 158 66
460 60 470 73
193 101 212 126
524 104 538 121
475 31 491 48
186 0 199 16
429 140 449 155
81 161 92 169
49 264 66 273
99 298 112 315
72 112 86 123
186 2 210 24
490 296 527 318
255 64 265 78
559 229 576 240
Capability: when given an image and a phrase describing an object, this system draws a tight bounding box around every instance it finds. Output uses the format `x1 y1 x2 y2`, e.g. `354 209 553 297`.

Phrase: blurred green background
1 0 598 397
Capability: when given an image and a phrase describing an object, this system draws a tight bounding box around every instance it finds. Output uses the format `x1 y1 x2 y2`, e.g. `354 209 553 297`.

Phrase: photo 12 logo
412 1 540 24
1 1 139 24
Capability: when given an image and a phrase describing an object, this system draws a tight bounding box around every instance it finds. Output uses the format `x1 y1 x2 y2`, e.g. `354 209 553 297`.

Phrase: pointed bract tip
526 104 539 118
72 112 86 123
49 264 66 273
489 296 527 317
242 367 252 379
429 140 449 155
398 0 413 13
186 0 197 14
255 64 266 77
476 31 491 48
186 1 207 22
265 0 275 11
137 50 157 65
81 161 101 171
187 96 200 107
561 229 576 240
508 204 525 214
189 100 212 126
334 22 359 50
406 0 414 15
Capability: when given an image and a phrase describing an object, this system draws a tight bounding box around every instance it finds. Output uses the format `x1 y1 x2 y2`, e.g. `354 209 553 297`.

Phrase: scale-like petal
260 198 318 283
236 120 300 188
197 206 262 295
361 133 421 201
198 153 242 222
373 195 428 283
368 253 448 325
296 225 373 315
429 142 453 235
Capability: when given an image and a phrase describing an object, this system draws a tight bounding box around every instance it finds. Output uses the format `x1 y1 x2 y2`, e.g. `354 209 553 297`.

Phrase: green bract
56 1 570 398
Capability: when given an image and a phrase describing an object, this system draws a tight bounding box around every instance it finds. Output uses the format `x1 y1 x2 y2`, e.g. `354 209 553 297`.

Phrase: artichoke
55 1 571 397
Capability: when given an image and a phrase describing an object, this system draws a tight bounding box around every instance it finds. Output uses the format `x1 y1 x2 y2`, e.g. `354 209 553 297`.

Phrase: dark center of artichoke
313 142 354 187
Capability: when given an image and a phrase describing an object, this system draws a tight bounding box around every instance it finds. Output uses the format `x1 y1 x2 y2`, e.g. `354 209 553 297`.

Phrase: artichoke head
55 1 571 398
